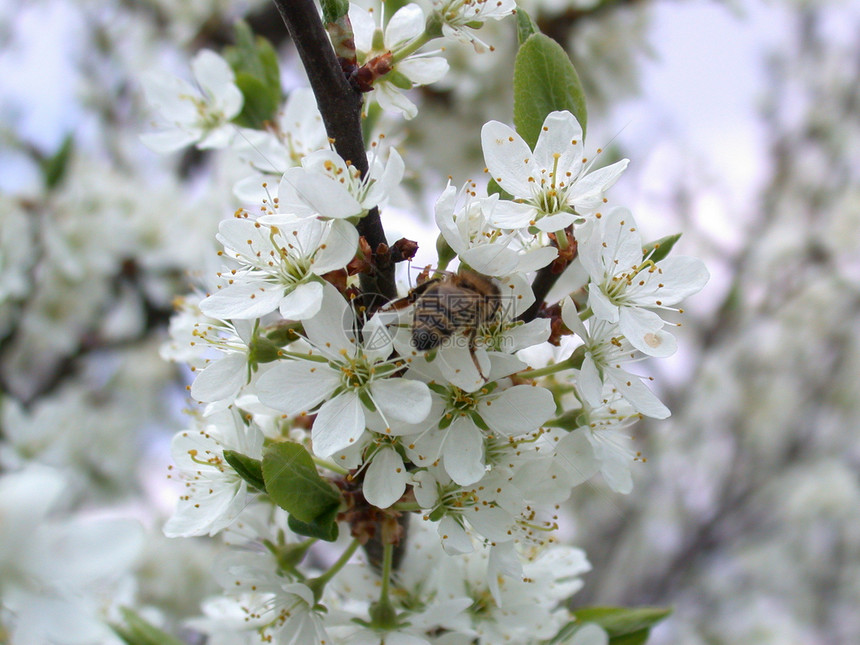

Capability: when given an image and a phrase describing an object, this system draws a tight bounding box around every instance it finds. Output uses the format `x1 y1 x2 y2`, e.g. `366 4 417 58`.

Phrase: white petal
374 82 418 119
363 447 408 508
386 4 425 46
554 431 600 486
282 167 364 219
461 244 520 277
570 623 610 645
279 280 324 320
192 50 239 107
479 385 555 436
141 72 198 121
568 159 629 211
618 306 676 358
164 479 245 537
190 352 248 402
515 245 558 272
36 518 143 586
217 216 271 258
485 199 536 229
505 318 551 351
140 129 198 153
443 419 486 485
486 352 527 381
312 391 366 458
598 207 643 270
303 281 355 355
312 219 358 273
561 296 588 338
601 454 633 495
200 281 285 320
605 367 670 419
533 210 578 232
255 361 341 415
370 378 432 424
467 503 511 542
436 343 485 392
362 313 395 362
487 541 521 605
532 111 584 180
410 470 439 509
579 356 604 407
481 120 536 197
650 256 710 303
439 515 473 554
587 283 620 324
398 56 449 84
197 124 236 149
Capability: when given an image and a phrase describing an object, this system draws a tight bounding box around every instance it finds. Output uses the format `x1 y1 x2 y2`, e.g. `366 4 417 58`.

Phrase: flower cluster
143 4 707 644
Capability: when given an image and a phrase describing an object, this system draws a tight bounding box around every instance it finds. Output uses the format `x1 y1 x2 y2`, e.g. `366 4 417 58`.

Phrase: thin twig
270 0 396 306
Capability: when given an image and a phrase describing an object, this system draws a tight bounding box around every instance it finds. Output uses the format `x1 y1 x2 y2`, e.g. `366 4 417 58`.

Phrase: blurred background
1 0 858 643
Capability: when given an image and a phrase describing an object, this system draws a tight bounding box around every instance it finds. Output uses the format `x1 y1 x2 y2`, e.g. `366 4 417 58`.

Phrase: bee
386 268 501 379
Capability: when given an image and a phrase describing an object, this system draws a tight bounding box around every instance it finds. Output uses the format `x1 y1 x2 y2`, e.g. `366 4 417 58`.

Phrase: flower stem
392 31 436 64
312 456 349 475
519 347 585 379
307 538 361 602
379 541 394 605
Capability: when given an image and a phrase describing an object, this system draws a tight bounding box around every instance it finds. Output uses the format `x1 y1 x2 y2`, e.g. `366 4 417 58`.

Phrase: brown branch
271 0 396 307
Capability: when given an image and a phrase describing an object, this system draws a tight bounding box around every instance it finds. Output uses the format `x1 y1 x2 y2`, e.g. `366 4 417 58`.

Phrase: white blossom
481 111 628 232
578 207 709 356
0 466 143 645
141 49 243 153
200 214 358 321
435 181 558 277
434 0 517 52
562 297 670 419
274 146 404 220
164 410 264 537
350 2 449 119
256 282 432 459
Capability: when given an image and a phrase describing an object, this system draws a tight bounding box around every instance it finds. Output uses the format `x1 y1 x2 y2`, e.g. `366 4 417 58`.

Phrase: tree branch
271 0 396 306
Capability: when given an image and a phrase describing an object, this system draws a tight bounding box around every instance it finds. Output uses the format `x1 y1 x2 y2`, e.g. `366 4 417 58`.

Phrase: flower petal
479 385 554 436
312 391 366 458
278 280 324 320
200 280 285 320
443 418 486 485
481 120 536 198
370 378 432 424
532 111 584 180
439 515 473 555
255 361 340 415
363 447 408 508
190 352 248 403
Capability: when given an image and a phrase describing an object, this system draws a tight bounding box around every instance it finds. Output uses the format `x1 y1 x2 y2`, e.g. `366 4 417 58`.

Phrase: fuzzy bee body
409 269 501 352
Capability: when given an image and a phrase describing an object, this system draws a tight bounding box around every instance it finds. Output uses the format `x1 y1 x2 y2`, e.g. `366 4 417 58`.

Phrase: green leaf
41 134 74 190
233 73 280 130
516 8 539 45
224 21 281 128
223 449 266 492
262 442 342 523
571 607 672 638
321 0 349 24
111 607 186 645
487 177 513 201
513 33 588 149
642 233 682 264
609 628 652 645
288 505 340 542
